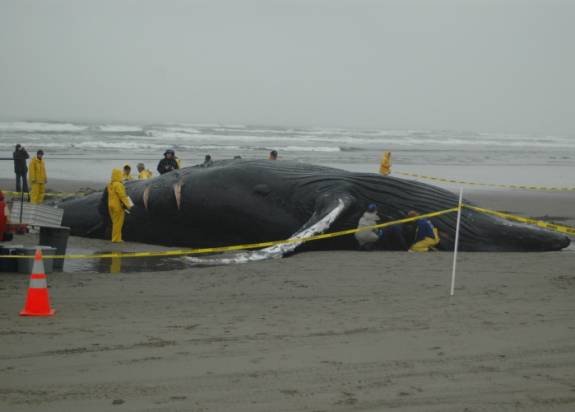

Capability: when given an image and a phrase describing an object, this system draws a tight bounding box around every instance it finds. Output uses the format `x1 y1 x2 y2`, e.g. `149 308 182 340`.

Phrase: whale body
60 160 570 259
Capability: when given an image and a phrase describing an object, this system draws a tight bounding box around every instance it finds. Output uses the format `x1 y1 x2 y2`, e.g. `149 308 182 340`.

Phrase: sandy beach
2 0 575 408
1 180 574 411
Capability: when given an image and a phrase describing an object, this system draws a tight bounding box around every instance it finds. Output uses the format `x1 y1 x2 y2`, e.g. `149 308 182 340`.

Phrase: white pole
450 188 463 296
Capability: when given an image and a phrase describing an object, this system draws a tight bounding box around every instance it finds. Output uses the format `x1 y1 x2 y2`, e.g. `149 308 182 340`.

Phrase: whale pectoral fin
185 192 355 266
290 192 356 238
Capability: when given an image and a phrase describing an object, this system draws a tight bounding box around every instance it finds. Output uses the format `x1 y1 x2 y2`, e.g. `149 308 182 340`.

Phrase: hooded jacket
107 169 133 210
29 156 47 184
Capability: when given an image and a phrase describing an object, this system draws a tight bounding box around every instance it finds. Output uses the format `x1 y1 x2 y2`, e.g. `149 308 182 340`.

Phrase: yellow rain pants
410 228 440 252
107 169 133 243
29 156 47 204
30 184 45 204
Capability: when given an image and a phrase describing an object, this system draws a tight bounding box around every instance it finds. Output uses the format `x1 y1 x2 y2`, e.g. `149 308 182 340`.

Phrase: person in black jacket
157 149 180 175
13 144 29 193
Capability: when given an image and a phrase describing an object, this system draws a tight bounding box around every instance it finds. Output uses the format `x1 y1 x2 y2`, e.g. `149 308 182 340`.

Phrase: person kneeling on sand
107 169 134 243
137 163 153 180
355 203 380 251
407 210 440 252
377 217 409 251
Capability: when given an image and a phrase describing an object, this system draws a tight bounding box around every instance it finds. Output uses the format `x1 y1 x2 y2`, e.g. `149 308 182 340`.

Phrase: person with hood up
157 149 179 175
137 163 153 180
107 168 134 243
379 151 391 176
29 150 47 204
354 203 380 250
13 144 29 194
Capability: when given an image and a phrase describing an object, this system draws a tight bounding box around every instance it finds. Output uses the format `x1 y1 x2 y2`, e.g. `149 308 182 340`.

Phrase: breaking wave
0 121 88 132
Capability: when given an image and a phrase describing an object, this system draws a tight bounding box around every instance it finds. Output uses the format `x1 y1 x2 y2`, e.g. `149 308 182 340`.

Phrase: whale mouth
185 197 349 266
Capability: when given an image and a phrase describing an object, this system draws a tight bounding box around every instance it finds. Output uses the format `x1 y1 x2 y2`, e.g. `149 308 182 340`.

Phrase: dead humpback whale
60 160 570 262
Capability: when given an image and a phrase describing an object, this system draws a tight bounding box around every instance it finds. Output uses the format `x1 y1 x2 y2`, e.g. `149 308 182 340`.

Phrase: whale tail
186 193 355 266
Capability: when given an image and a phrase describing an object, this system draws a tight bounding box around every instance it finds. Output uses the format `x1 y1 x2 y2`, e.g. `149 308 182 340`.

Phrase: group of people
120 149 181 182
13 144 47 204
353 150 439 252
9 147 190 203
104 150 279 242
12 145 436 251
355 204 440 252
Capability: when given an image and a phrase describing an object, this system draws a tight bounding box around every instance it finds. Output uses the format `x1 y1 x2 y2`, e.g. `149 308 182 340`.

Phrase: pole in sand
450 188 463 296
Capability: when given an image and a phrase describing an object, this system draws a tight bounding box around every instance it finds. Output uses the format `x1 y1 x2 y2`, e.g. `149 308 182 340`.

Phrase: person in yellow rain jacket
379 151 391 176
29 150 47 204
407 210 440 252
137 163 153 180
107 169 133 243
122 164 133 182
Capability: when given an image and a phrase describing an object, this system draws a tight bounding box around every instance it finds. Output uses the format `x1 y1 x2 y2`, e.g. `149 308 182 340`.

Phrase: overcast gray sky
0 0 573 134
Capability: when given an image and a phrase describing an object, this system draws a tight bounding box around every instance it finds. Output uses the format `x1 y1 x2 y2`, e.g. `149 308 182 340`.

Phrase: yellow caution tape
463 205 575 236
0 208 458 259
396 171 575 192
2 198 572 261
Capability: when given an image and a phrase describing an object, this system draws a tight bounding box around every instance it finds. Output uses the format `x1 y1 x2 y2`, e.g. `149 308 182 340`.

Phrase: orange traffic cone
20 248 55 316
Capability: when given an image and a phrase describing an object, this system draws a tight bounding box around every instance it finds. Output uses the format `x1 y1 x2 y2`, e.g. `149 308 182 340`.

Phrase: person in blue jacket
407 210 440 252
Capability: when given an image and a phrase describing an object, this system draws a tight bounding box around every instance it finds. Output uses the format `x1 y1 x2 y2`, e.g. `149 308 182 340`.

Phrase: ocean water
1 121 574 187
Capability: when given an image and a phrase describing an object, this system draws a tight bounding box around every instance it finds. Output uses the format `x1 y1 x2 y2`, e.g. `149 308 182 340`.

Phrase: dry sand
0 180 574 411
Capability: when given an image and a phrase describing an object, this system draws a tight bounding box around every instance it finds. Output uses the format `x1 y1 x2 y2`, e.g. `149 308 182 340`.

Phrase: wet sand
0 180 574 411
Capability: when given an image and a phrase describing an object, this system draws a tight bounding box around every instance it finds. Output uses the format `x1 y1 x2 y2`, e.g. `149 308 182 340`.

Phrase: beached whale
60 160 570 262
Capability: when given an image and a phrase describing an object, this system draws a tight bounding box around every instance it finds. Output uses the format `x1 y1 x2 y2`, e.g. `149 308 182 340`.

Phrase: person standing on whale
157 149 179 175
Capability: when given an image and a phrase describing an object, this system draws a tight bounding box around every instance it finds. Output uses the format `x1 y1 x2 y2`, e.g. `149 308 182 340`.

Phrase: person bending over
407 210 440 252
377 215 409 251
355 203 380 250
